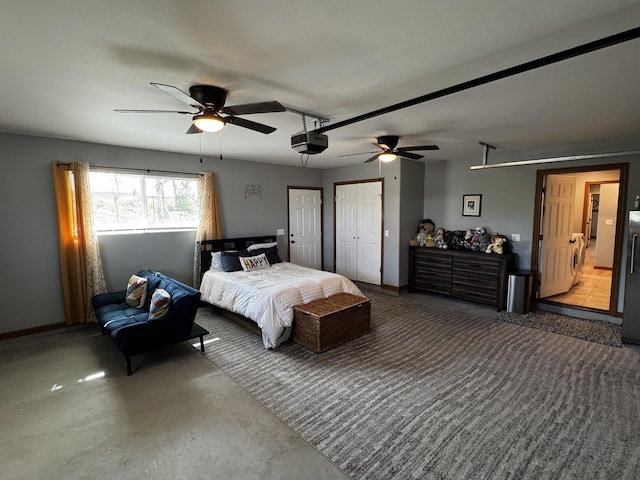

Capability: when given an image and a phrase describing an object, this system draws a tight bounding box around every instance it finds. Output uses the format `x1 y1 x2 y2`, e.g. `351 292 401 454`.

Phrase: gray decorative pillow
248 246 282 265
220 250 248 272
210 251 224 271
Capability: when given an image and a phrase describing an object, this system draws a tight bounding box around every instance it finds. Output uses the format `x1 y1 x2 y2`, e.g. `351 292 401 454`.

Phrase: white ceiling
2 1 640 168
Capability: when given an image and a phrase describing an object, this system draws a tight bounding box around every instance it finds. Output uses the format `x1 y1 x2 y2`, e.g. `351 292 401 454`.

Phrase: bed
199 236 365 349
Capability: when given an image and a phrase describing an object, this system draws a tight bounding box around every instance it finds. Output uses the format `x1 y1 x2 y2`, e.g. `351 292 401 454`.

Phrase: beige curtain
193 172 222 288
52 161 107 324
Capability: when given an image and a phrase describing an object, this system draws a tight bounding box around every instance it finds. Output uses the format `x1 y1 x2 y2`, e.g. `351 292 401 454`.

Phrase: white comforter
199 262 364 348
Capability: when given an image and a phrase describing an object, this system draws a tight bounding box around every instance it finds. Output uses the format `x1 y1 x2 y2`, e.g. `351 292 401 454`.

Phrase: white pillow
239 253 270 271
149 289 171 319
247 242 277 251
210 251 224 271
125 275 147 308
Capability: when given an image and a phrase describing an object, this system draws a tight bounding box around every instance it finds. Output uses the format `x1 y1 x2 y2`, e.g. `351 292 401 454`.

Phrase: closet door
335 181 382 285
356 181 382 284
335 184 358 279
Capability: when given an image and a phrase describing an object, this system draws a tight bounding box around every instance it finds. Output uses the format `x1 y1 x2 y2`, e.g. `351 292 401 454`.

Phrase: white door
288 188 322 269
356 181 382 284
335 181 382 285
539 175 576 298
335 184 358 279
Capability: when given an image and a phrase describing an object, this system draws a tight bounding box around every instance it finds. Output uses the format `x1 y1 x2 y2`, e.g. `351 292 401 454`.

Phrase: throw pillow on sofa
125 274 148 308
149 288 171 319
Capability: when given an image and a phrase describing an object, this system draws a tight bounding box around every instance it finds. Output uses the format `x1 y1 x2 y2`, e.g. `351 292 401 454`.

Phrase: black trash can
507 271 532 314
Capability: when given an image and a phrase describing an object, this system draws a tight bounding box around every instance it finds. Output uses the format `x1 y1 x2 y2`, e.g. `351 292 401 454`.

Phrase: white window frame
89 169 200 234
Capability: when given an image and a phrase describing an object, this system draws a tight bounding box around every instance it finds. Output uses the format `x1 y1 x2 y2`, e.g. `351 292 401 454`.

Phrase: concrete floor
0 325 349 480
0 287 497 480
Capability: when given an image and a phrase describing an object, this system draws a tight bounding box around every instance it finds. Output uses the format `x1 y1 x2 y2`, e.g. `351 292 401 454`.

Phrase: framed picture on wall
462 194 482 217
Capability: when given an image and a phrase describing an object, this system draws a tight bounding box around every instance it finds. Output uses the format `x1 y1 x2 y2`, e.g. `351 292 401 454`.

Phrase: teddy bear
409 219 436 247
486 233 507 254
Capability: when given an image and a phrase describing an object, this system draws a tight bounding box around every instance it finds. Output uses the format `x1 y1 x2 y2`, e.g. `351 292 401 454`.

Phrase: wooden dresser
408 247 516 311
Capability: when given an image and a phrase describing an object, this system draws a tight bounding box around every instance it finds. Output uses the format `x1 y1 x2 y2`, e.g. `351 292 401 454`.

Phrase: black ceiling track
312 26 640 134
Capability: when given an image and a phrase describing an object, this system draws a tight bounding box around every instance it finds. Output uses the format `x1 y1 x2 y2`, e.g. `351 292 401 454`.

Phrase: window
89 171 199 232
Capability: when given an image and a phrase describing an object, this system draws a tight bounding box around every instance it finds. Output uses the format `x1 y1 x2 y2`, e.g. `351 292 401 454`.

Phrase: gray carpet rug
197 290 640 480
497 310 623 347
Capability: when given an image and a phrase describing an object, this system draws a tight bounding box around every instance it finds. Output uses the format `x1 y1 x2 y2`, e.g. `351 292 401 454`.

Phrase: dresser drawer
453 257 500 277
409 246 516 311
452 276 499 305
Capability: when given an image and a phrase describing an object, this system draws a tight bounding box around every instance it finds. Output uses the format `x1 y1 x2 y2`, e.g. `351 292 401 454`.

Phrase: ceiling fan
115 83 286 134
341 135 439 163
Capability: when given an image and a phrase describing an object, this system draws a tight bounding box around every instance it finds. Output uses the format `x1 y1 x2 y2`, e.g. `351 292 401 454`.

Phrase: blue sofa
92 269 207 375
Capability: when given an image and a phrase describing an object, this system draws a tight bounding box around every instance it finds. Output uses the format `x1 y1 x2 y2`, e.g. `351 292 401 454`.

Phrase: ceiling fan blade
225 116 277 134
397 145 440 151
396 151 424 160
151 82 204 109
186 124 203 135
375 142 393 150
338 150 379 158
221 101 285 116
364 154 380 163
114 109 195 114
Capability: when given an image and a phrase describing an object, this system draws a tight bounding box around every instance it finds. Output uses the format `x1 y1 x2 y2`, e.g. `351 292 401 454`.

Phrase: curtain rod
92 165 203 176
56 162 202 177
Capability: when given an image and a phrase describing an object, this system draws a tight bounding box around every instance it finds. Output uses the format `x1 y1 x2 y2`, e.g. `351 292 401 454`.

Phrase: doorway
288 187 323 269
532 164 628 316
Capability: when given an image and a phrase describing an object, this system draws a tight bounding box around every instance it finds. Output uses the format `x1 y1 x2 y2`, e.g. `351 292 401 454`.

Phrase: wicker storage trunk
292 293 371 353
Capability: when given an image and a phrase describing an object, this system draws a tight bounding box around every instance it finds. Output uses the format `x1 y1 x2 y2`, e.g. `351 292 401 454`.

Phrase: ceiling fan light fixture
192 114 225 132
378 152 397 162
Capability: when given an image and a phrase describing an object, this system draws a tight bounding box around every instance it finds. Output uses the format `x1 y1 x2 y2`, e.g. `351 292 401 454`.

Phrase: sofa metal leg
126 355 133 376
199 335 205 352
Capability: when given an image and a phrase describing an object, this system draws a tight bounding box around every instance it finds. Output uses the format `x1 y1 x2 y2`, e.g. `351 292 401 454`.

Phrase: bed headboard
199 236 277 276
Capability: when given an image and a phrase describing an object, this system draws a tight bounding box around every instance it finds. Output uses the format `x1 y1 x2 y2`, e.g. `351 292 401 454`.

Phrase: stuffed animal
462 228 474 250
449 230 466 250
409 218 436 247
443 230 453 248
469 226 486 251
434 227 448 249
486 233 507 254
479 232 492 252
468 226 492 252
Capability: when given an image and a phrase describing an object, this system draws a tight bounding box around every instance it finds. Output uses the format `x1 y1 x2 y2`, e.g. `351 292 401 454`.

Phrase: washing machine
570 232 586 285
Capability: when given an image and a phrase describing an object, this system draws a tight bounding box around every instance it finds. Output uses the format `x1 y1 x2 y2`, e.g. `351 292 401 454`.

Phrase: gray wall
399 159 425 285
321 159 424 289
323 159 424 287
423 154 640 313
0 133 322 334
2 131 638 334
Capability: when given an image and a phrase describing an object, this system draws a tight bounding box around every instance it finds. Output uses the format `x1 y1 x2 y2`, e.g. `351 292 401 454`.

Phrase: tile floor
545 239 613 310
